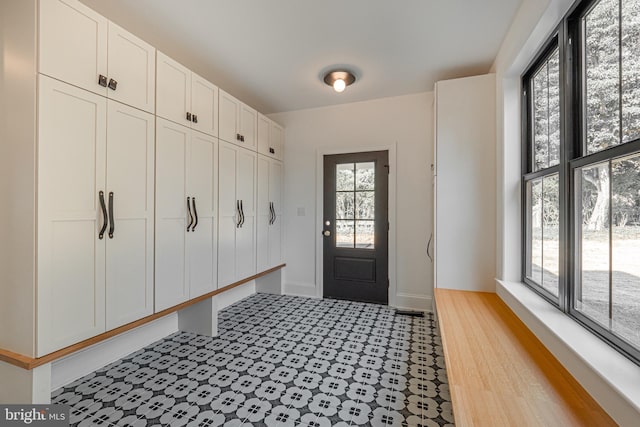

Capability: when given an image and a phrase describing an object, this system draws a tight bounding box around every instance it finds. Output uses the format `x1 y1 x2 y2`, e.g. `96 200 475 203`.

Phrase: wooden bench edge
0 264 286 370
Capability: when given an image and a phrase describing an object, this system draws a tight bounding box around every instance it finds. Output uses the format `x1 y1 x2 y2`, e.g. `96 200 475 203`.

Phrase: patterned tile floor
52 294 455 426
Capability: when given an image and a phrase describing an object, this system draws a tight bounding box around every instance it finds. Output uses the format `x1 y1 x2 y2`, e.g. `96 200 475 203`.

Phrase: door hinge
387 222 390 231
384 164 389 174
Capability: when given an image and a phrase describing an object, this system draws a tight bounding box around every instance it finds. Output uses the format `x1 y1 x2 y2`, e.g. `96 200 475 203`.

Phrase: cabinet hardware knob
108 79 117 90
192 114 198 123
237 133 241 141
269 147 275 154
98 75 108 87
186 112 192 122
240 135 245 142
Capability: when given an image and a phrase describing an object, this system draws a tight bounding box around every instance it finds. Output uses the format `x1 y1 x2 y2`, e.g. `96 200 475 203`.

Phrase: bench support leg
0 361 51 404
177 296 218 337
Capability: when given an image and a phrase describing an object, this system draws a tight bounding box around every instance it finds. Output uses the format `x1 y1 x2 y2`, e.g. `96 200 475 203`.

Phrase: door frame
315 143 397 306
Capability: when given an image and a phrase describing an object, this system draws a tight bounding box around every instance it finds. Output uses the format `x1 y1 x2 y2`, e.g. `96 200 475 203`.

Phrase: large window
523 0 640 363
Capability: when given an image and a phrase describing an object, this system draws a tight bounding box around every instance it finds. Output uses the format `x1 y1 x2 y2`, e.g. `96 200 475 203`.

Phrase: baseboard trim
51 314 178 391
283 283 318 298
394 293 433 312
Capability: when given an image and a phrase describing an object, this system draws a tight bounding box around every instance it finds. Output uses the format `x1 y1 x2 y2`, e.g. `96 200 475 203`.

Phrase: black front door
322 151 389 304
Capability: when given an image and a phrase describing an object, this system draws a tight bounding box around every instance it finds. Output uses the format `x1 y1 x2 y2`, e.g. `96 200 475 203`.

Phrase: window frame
521 32 566 308
522 0 640 365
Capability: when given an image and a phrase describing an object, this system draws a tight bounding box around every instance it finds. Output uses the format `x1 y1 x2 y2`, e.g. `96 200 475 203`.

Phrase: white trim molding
395 293 433 312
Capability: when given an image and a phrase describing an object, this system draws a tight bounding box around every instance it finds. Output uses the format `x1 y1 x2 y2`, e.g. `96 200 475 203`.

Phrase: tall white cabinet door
188 132 218 298
239 103 257 150
219 90 240 144
236 149 257 279
256 156 271 272
155 118 190 311
37 76 107 356
105 101 155 330
156 52 192 127
107 22 156 113
268 160 283 267
39 0 108 96
217 142 238 287
257 114 270 157
191 74 219 137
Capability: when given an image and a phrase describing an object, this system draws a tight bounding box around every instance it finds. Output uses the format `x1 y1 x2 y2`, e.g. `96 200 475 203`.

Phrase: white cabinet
257 114 284 161
156 118 218 311
156 52 219 136
39 0 155 113
219 89 257 150
434 74 496 292
105 100 155 330
218 141 257 287
257 156 283 272
37 76 155 356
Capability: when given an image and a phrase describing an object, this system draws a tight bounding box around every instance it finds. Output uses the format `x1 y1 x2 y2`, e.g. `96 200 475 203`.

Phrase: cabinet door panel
156 52 191 126
257 114 270 157
37 76 106 356
105 101 154 329
219 90 239 144
155 119 189 310
107 22 156 113
217 142 238 287
188 132 217 297
269 160 283 266
39 0 107 96
236 149 257 278
256 156 270 272
191 74 219 137
239 103 257 150
270 122 284 161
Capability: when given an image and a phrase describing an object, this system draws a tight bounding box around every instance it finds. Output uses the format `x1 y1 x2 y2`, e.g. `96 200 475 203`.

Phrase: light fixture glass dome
323 70 356 93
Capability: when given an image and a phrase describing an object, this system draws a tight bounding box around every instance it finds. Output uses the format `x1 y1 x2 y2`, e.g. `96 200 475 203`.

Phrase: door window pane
576 162 611 327
356 191 375 220
356 162 375 190
356 221 375 249
612 154 640 347
532 48 560 171
336 192 354 219
336 220 354 248
337 163 355 191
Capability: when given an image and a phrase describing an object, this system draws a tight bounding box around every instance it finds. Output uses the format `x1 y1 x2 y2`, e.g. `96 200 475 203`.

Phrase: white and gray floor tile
53 293 454 426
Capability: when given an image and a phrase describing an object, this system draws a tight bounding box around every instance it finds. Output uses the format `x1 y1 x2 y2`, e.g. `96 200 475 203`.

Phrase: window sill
496 279 640 424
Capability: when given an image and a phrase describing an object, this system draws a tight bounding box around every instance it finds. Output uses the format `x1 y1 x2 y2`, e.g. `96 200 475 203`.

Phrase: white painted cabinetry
156 52 219 137
257 156 283 272
218 141 257 287
37 75 155 356
155 118 218 311
433 74 496 292
257 114 284 161
219 90 257 150
39 0 156 113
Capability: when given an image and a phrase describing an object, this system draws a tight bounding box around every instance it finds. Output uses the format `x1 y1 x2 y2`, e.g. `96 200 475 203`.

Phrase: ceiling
80 0 523 114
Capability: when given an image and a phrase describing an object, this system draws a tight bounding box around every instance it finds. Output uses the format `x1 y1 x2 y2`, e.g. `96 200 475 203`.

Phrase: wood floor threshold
0 264 285 370
434 288 616 427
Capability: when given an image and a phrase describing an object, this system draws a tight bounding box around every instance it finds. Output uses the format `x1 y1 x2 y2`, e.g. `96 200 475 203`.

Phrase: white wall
269 92 434 310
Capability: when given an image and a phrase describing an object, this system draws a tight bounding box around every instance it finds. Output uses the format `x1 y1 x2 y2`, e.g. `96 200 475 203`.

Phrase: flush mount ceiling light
323 70 356 93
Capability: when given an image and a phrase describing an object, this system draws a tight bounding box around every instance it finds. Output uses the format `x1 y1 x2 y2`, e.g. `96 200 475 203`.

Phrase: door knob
323 230 331 236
